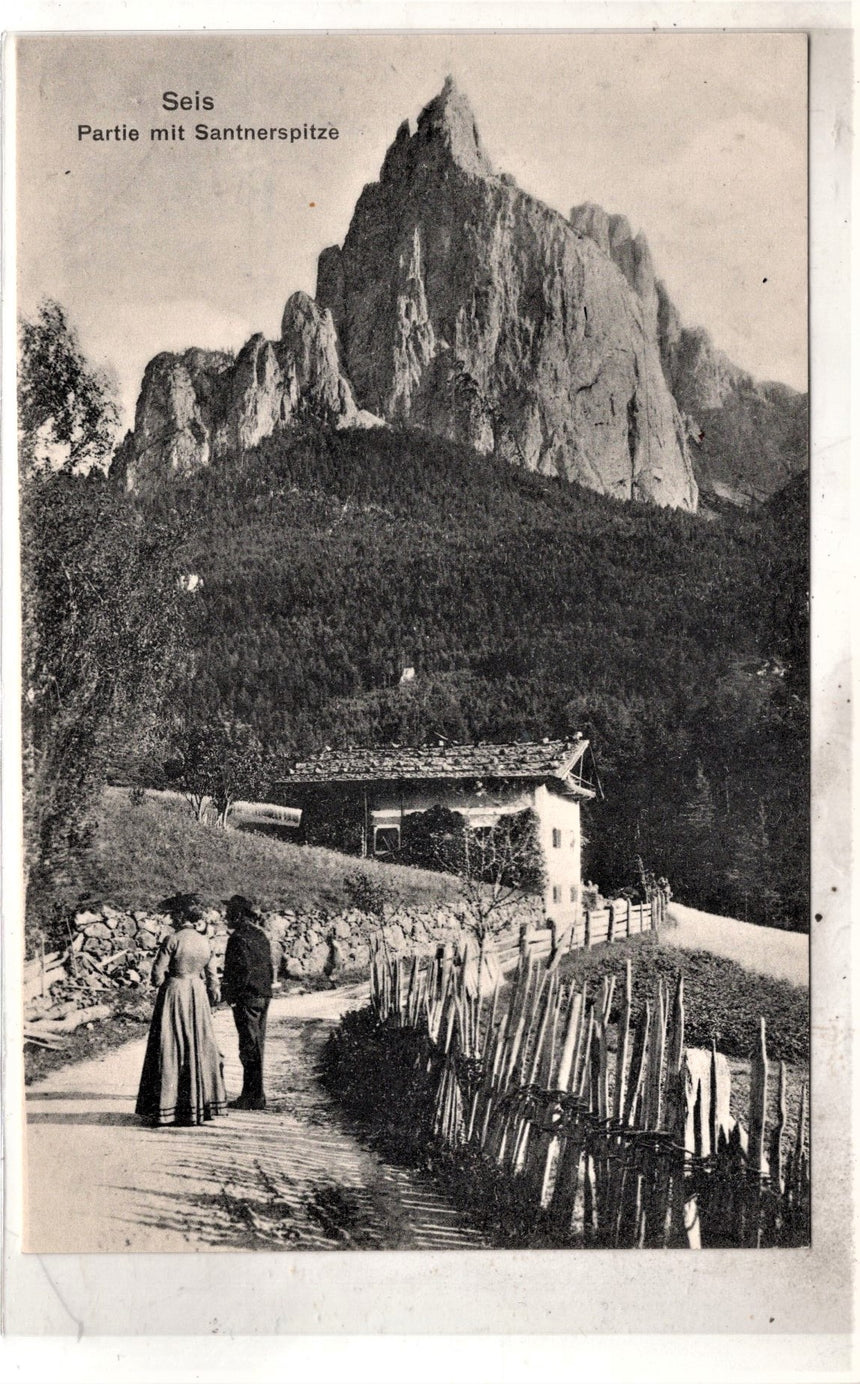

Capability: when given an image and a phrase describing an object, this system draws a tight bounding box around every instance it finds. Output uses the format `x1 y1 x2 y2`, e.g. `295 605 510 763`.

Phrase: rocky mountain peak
278 290 380 429
377 76 493 187
315 92 697 508
116 80 803 511
112 293 380 493
414 75 493 177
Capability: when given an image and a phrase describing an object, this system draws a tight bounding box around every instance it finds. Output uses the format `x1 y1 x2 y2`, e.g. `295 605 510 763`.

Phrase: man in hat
221 895 274 1110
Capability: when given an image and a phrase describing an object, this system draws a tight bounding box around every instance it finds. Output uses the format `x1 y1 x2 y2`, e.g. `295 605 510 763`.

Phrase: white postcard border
1 3 854 1378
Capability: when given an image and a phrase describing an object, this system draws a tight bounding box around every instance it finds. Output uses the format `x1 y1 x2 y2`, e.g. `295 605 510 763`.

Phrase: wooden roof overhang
278 740 595 800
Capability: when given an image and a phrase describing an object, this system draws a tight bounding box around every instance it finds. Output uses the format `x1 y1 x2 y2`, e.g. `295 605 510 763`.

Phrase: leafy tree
19 303 186 937
19 299 119 473
21 472 186 932
342 869 400 924
295 784 366 855
166 720 268 827
400 805 467 874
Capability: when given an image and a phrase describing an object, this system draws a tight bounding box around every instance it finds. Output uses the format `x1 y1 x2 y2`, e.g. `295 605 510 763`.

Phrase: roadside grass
557 932 809 1064
727 1055 806 1146
80 787 463 914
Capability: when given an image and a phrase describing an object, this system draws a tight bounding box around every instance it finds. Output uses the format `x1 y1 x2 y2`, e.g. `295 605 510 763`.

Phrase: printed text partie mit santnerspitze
76 90 340 144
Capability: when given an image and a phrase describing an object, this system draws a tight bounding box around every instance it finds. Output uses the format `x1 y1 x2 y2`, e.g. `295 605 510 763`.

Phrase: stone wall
35 895 546 1010
259 896 543 979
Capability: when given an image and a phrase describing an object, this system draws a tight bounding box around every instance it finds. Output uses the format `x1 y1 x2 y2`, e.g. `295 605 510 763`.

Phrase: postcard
2 20 854 1365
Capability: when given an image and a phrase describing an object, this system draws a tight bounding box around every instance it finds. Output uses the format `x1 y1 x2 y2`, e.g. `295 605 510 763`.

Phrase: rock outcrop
572 204 807 505
117 77 804 510
113 293 380 493
317 78 697 509
113 348 234 492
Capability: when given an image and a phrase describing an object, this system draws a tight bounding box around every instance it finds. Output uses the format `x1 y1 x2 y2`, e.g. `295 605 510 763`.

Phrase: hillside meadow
80 787 463 915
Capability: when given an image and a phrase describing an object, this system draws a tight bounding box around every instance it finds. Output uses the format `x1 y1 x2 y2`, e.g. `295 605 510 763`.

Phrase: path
25 985 485 1253
664 903 808 988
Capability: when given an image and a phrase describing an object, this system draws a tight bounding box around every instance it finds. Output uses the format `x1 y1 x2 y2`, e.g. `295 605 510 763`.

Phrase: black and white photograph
7 20 840 1312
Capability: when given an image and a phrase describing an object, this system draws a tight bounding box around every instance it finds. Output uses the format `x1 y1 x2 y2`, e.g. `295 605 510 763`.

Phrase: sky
15 31 808 431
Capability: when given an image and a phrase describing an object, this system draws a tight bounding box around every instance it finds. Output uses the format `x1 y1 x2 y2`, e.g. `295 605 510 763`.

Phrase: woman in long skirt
136 893 227 1127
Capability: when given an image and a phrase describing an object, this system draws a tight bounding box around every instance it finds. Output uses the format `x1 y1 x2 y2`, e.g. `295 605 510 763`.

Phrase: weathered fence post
518 922 530 967
358 942 807 1251
747 1016 769 1247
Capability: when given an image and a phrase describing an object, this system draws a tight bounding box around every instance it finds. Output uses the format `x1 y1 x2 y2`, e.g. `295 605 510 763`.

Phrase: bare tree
402 804 546 943
455 811 546 942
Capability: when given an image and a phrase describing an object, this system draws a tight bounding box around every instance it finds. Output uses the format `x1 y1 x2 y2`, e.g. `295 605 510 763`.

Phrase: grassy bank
79 787 462 914
558 933 808 1064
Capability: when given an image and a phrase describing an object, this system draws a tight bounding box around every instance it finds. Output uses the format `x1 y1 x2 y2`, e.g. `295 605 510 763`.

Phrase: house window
552 885 561 904
570 886 577 903
373 825 400 857
570 833 577 849
552 828 562 848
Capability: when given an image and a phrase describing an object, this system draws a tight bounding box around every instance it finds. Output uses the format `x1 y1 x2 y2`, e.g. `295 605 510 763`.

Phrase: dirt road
25 985 484 1253
665 903 808 988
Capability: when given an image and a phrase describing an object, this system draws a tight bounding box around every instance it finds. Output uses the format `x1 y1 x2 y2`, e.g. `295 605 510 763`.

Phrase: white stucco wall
531 783 582 924
368 779 582 924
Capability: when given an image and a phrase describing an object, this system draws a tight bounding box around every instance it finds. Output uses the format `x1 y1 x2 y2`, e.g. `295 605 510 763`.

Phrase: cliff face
571 204 807 506
113 294 380 493
317 79 697 509
117 78 804 511
656 285 808 504
115 348 234 492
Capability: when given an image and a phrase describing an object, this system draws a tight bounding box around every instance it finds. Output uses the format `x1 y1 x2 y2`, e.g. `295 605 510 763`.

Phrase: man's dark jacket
221 923 273 1005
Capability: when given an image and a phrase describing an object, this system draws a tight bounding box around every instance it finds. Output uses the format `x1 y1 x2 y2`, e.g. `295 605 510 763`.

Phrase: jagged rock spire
414 75 493 176
316 87 697 509
119 78 811 511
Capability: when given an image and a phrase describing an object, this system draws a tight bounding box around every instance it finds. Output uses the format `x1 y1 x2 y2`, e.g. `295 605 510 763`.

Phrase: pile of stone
264 900 540 979
63 905 176 992
23 904 177 1044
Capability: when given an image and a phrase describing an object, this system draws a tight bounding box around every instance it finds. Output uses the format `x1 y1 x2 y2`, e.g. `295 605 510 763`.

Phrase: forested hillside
133 426 808 929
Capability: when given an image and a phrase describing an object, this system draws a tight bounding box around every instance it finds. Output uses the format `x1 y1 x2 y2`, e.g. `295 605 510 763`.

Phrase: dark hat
159 892 206 925
224 893 259 926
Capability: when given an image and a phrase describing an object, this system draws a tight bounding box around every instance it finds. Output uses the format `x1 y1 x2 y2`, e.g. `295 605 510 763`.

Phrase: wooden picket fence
368 932 810 1248
494 898 659 973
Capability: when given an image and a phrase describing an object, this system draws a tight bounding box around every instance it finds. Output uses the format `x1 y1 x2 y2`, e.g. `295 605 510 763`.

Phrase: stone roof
282 739 592 793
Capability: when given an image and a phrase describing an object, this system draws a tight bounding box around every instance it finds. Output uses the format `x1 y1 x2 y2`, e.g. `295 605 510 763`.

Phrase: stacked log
22 905 179 1044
